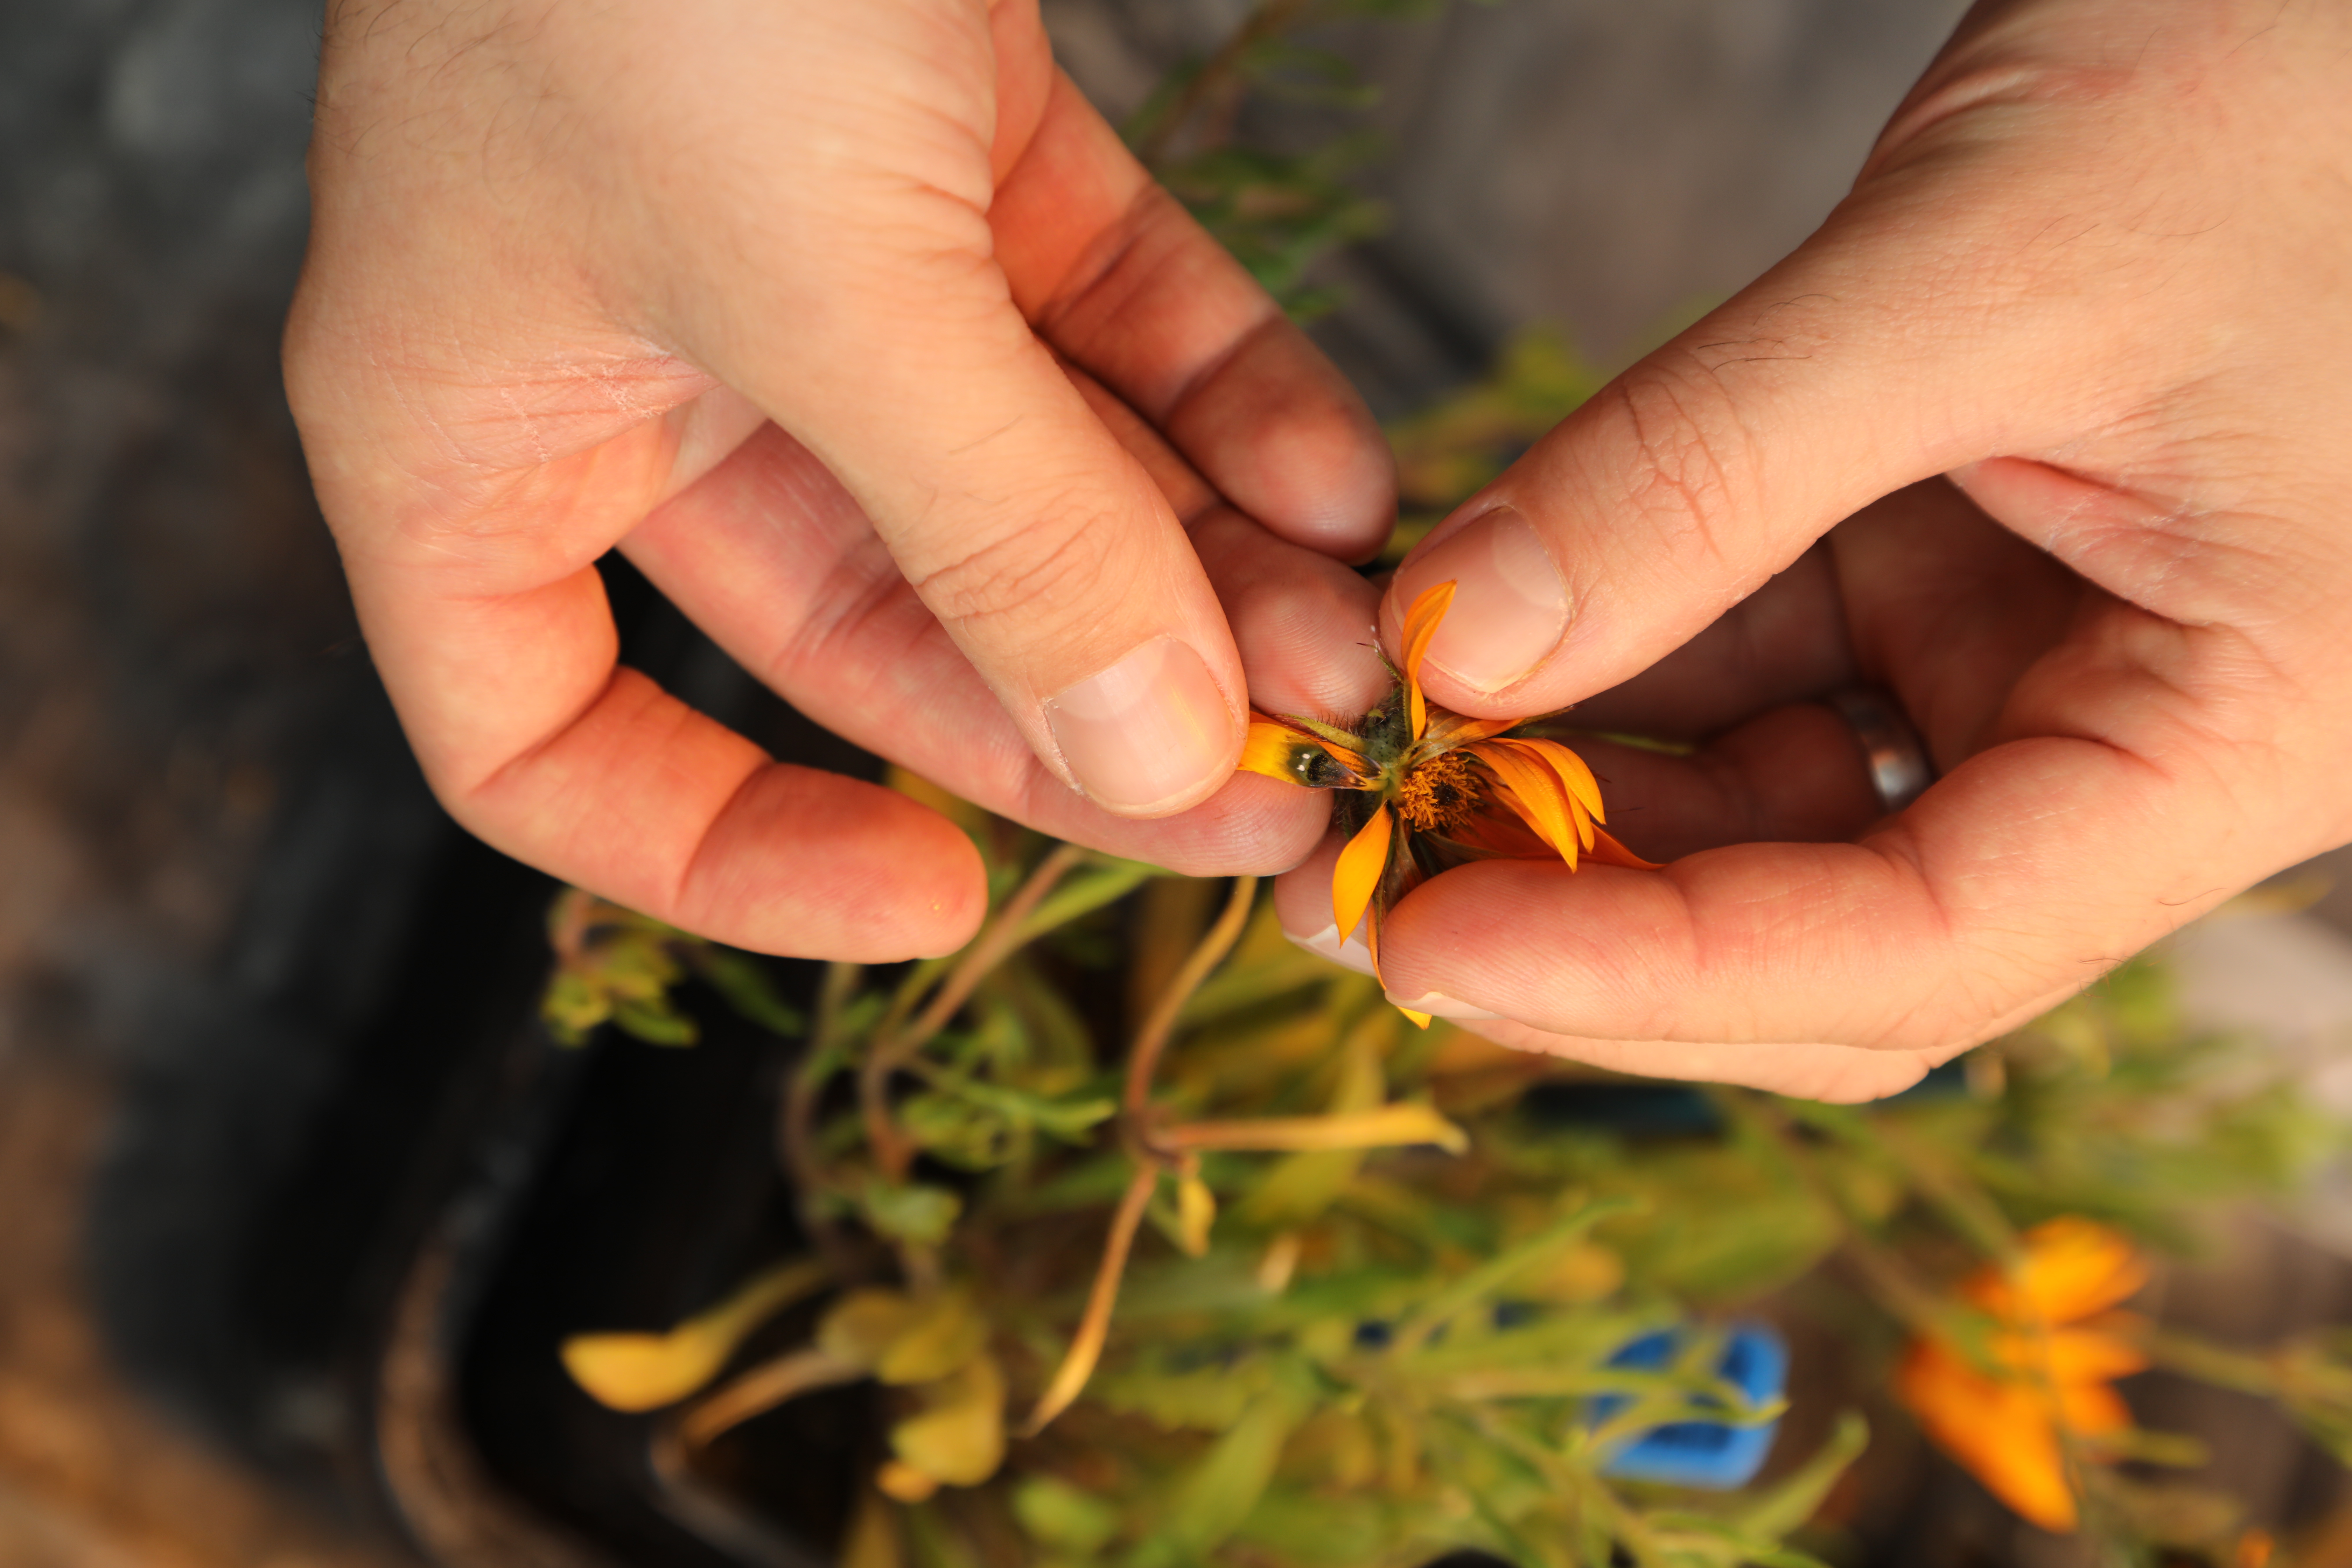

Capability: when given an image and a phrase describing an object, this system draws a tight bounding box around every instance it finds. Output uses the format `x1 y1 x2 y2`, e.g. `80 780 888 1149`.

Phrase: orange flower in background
1895 1217 2151 1532
1240 581 1654 1022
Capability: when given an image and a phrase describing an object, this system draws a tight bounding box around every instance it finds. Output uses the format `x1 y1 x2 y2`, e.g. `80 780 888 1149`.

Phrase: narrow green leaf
691 948 806 1037
612 996 699 1047
1729 1411 1867 1539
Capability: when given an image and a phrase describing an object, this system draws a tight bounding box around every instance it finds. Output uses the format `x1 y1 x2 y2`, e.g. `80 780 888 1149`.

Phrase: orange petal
1993 1323 2149 1386
1332 805 1395 943
1487 781 1576 871
1399 580 1458 742
1970 1218 2149 1324
2055 1377 2134 1439
1449 805 1554 859
1895 1342 2080 1532
1502 737 1607 826
1587 826 1661 870
1471 745 1580 870
1420 712 1520 751
1357 915 1427 1028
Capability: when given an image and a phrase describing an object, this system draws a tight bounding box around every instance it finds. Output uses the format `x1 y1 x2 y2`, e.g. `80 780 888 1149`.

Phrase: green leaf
1091 1349 1271 1432
1393 1196 1637 1352
540 971 609 1045
611 995 698 1047
859 1179 963 1246
1015 1475 1122 1555
1150 1376 1310 1562
1728 1411 1867 1538
1015 858 1163 946
899 1091 1015 1171
691 948 805 1036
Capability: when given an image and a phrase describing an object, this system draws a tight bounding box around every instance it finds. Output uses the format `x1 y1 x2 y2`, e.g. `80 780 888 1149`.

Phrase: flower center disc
1395 749 1482 835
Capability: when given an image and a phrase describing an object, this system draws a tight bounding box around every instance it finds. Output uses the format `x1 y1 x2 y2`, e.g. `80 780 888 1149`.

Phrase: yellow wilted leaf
819 1289 923 1373
1176 1102 1469 1156
1176 1175 1217 1258
840 1489 905 1568
560 1258 827 1413
890 1353 1008 1488
877 1287 990 1386
1234 1027 1386 1228
1525 1241 1625 1305
875 1461 938 1504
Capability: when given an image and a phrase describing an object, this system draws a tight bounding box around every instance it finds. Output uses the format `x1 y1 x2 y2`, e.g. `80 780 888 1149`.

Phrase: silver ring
1826 687 1934 814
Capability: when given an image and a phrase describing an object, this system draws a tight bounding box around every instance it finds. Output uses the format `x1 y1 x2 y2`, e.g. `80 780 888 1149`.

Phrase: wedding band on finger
1825 687 1935 814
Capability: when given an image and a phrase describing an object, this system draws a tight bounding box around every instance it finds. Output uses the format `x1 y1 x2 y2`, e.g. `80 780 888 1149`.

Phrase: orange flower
1894 1217 2151 1532
1240 581 1654 1022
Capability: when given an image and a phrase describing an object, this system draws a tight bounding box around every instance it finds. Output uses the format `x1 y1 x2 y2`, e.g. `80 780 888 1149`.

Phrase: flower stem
1123 875 1259 1143
863 843 1087 1180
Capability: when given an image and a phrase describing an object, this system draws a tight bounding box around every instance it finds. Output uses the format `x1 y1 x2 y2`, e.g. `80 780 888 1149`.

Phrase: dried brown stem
676 1347 863 1449
1021 1161 1159 1436
1022 875 1258 1433
1136 0 1314 168
550 885 596 966
1123 875 1259 1149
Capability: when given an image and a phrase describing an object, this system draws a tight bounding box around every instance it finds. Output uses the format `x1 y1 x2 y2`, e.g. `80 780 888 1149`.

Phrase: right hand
1291 0 2352 1099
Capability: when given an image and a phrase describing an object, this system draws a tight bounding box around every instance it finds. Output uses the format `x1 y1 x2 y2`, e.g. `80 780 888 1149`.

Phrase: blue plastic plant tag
1588 1323 1787 1489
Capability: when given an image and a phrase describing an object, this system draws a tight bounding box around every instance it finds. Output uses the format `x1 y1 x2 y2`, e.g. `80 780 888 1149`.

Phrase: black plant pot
90 556 878 1567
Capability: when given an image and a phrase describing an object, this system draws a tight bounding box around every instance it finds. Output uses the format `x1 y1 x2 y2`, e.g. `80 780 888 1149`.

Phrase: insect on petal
1240 712 1367 789
1332 804 1395 943
1399 580 1458 742
1240 715 1314 783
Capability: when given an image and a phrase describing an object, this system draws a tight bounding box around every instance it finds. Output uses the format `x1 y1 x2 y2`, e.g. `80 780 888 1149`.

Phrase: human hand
286 0 1392 961
1279 0 2352 1099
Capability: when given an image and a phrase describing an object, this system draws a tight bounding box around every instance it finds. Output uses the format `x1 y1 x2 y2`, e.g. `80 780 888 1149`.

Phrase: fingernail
1287 922 1377 977
1385 991 1499 1021
1044 636 1234 814
1393 506 1567 693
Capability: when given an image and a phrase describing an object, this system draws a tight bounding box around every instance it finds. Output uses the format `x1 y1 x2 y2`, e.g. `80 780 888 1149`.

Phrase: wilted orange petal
1399 580 1457 742
1488 780 1577 871
1506 737 1608 827
1896 1341 2080 1532
1472 746 1580 870
1332 805 1395 943
1449 805 1553 859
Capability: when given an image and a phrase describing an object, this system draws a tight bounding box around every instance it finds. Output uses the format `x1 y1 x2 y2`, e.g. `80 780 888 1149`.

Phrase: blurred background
4 1 2349 1565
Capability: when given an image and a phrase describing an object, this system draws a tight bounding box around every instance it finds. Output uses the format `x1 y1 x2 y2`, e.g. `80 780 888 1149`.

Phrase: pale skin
293 0 2352 1099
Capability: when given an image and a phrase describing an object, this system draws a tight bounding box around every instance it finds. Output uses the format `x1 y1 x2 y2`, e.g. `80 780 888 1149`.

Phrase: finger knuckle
905 489 1115 637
